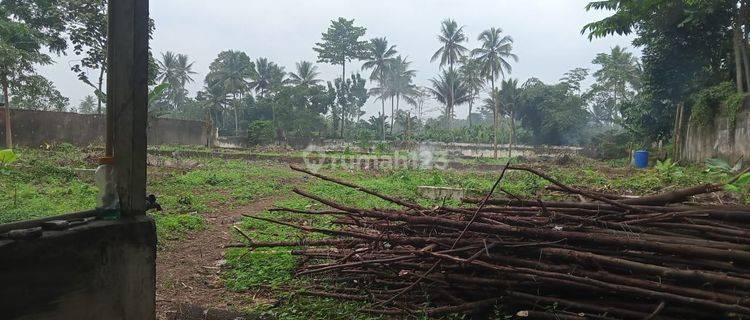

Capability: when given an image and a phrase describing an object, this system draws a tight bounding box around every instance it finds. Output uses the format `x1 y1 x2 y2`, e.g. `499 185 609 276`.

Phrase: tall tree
386 56 418 134
314 17 368 84
430 19 468 70
458 57 485 127
560 67 590 93
250 57 285 98
368 80 391 140
362 37 397 139
587 47 641 124
498 78 521 157
197 85 229 132
361 37 398 81
516 78 589 145
472 27 517 158
10 74 69 112
334 73 368 138
286 61 322 87
156 51 197 111
429 69 472 127
406 86 431 126
583 0 742 141
65 0 107 113
78 95 96 114
64 0 157 113
0 0 67 148
271 83 334 140
314 17 368 137
205 50 255 135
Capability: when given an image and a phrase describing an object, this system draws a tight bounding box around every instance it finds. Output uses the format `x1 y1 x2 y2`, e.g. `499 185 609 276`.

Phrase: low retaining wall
0 109 212 148
681 97 750 164
0 216 156 320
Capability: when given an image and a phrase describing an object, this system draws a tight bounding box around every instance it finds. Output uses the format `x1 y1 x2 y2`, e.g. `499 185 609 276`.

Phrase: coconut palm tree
386 56 418 134
198 84 230 133
429 69 472 127
205 50 255 135
250 58 286 97
157 51 197 110
499 78 521 157
157 51 197 86
362 37 398 140
286 61 322 87
472 27 517 158
368 81 392 140
430 19 468 71
458 57 485 127
589 46 641 123
362 37 398 81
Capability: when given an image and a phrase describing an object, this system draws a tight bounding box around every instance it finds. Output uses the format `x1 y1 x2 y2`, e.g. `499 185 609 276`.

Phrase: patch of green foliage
153 213 205 241
690 82 745 129
0 147 298 244
248 120 275 146
257 296 385 320
0 147 98 224
705 158 750 199
654 158 684 182
224 247 297 291
725 93 747 134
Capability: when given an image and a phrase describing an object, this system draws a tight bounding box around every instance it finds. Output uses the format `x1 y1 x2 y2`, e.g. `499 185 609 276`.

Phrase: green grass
257 296 387 320
0 147 297 244
0 146 97 223
2 146 748 319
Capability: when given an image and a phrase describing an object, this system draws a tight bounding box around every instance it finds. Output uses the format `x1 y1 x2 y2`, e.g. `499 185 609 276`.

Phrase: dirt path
156 196 280 320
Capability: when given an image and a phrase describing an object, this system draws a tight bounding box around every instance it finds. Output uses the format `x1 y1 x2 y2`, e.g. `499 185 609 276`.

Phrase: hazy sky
37 0 638 118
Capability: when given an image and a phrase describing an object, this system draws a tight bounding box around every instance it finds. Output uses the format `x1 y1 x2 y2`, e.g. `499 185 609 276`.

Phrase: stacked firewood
236 165 750 319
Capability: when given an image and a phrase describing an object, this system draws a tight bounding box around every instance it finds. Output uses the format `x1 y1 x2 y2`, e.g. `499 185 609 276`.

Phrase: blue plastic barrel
634 150 649 168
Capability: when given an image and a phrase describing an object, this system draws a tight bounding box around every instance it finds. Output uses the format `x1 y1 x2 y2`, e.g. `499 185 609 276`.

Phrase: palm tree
499 78 521 157
430 19 468 71
362 37 398 81
429 69 472 127
386 56 418 135
205 50 255 135
590 46 641 123
458 57 485 127
362 37 398 140
472 27 517 158
157 51 197 110
286 61 321 86
250 57 285 97
368 82 392 140
157 52 196 85
198 85 230 134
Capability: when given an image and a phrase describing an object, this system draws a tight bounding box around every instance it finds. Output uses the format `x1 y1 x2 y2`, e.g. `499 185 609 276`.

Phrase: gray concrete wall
0 216 156 320
681 97 750 164
0 109 211 148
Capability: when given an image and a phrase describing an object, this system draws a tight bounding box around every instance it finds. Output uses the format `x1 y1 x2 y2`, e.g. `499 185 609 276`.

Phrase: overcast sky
37 0 638 118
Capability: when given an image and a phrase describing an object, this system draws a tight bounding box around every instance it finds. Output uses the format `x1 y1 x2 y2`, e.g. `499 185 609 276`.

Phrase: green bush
690 82 745 128
584 129 632 160
248 120 275 145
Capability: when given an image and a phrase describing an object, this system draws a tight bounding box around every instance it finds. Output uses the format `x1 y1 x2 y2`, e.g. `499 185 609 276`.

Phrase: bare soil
156 196 280 320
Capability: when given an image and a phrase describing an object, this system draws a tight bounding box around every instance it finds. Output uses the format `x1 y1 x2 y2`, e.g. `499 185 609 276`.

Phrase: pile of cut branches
235 165 750 319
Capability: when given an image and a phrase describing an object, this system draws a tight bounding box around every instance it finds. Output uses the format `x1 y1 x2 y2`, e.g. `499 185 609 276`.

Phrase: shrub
583 128 632 160
689 82 745 128
247 120 275 145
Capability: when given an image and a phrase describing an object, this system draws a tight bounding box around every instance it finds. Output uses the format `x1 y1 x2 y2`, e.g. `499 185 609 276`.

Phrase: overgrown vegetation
689 82 746 129
0 146 295 242
2 145 749 318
